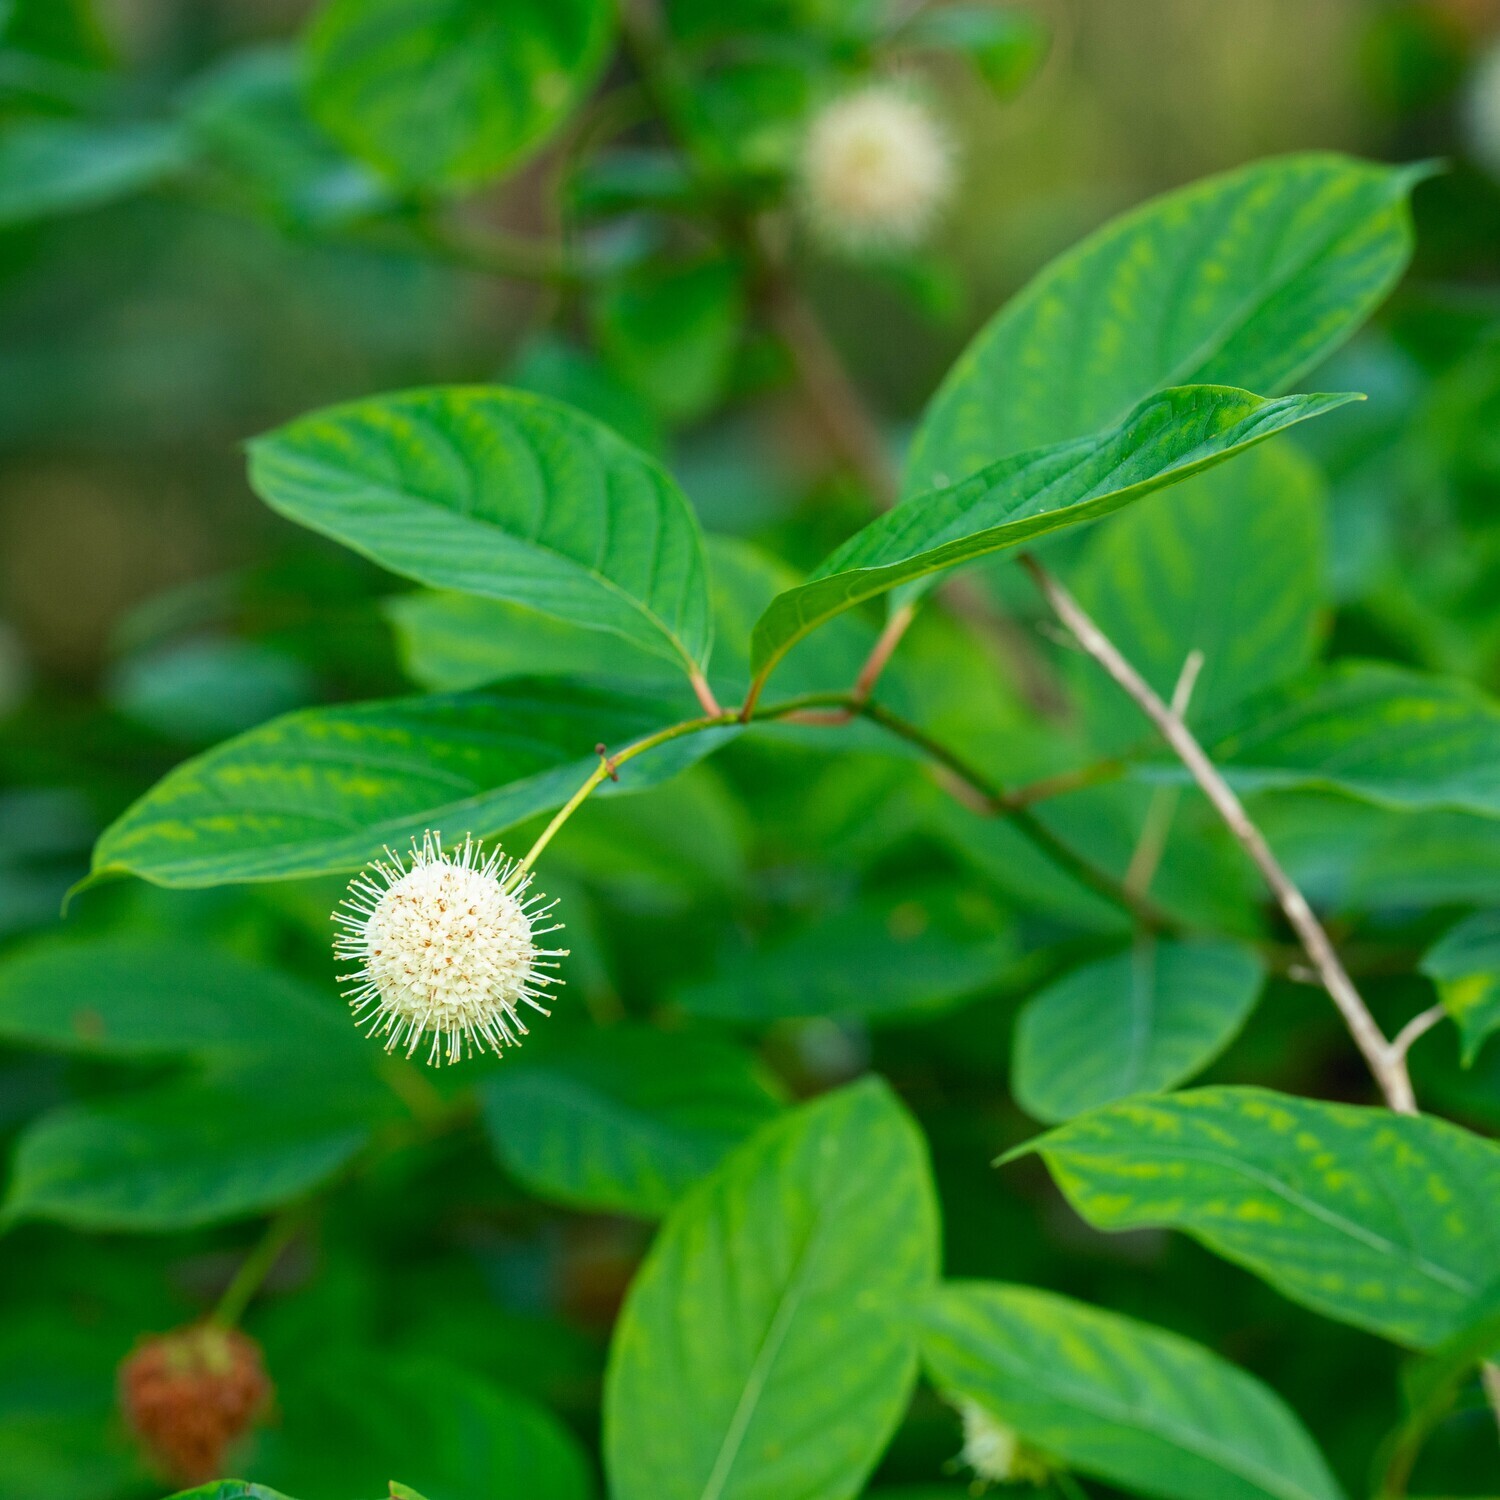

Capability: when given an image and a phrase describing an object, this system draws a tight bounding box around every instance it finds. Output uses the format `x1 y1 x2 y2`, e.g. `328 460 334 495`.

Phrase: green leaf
166 1485 302 1500
675 883 1015 1022
920 1282 1342 1500
0 934 354 1060
1182 662 1500 817
247 387 712 672
180 44 391 233
262 1353 592 1500
387 534 870 698
904 154 1423 497
304 0 615 191
481 1028 783 1217
1012 1086 1500 1348
91 679 729 887
750 386 1355 681
1421 911 1500 1065
591 257 745 425
1068 442 1327 749
511 332 665 455
390 1486 433 1500
3 1062 388 1231
1012 939 1265 1124
604 1076 940 1500
894 6 1047 97
385 590 677 694
0 118 186 227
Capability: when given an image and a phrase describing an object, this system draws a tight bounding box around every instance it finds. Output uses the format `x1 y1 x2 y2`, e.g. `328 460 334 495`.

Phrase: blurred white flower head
799 84 955 252
334 832 564 1066
1464 37 1500 180
957 1398 1047 1486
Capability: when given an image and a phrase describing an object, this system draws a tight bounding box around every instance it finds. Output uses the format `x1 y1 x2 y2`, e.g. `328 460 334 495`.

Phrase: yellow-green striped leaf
1012 939 1264 1123
1184 663 1500 817
1013 1087 1500 1349
248 387 712 672
91 679 727 887
904 153 1424 497
750 386 1355 681
921 1281 1342 1500
604 1076 940 1500
1421 911 1500 1066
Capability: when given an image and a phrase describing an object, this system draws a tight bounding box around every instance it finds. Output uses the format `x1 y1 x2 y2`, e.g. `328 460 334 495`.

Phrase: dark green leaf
604 1076 940 1500
0 118 186 227
247 387 712 672
904 154 1423 496
1013 1087 1500 1348
0 934 353 1059
751 387 1354 680
921 1281 1342 1500
1068 443 1326 748
91 679 728 886
675 883 1015 1021
261 1353 592 1500
1421 911 1500 1065
1012 939 1265 1123
481 1028 784 1216
511 332 665 455
591 257 745 425
3 1062 389 1231
305 0 615 190
180 44 391 232
1183 662 1500 817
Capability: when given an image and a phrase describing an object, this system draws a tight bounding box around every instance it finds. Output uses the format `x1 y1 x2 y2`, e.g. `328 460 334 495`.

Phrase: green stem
210 1206 305 1329
512 691 1170 933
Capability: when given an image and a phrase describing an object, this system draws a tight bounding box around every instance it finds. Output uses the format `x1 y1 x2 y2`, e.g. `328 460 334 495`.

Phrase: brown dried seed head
118 1323 271 1485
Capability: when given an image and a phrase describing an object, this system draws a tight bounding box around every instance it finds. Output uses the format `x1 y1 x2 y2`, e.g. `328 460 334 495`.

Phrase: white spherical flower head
1465 39 1500 181
333 832 565 1067
957 1398 1047 1486
800 84 954 252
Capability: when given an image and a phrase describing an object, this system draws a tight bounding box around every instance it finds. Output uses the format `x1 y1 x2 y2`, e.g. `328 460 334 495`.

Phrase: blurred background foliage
6 0 1500 1496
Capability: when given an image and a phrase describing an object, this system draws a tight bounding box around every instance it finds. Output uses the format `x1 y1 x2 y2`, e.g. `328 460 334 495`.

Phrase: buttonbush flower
333 832 565 1066
799 83 955 252
119 1324 270 1485
957 1398 1050 1486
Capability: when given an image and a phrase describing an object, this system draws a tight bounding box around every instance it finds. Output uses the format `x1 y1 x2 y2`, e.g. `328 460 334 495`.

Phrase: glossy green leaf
91 679 728 886
1183 662 1500 817
247 387 712 672
0 934 353 1059
1014 1087 1500 1348
0 118 186 227
921 1281 1342 1500
481 1028 783 1217
305 0 615 190
905 154 1423 497
390 1486 434 1500
604 1076 940 1500
675 883 1015 1021
592 257 745 425
1069 442 1326 748
750 386 1355 681
388 534 870 698
1421 911 1500 1065
3 1062 388 1231
1012 939 1265 1123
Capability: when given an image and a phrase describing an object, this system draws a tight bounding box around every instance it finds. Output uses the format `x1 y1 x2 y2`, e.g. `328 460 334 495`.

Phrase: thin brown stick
1021 553 1418 1115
